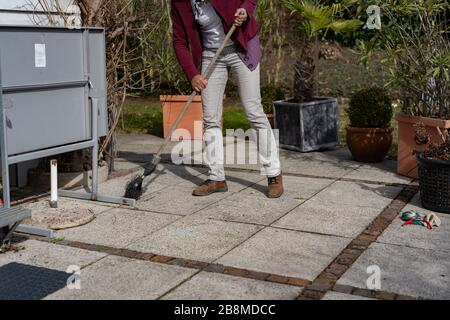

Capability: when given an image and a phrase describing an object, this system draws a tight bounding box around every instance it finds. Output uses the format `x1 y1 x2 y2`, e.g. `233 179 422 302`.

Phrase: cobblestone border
331 284 420 300
297 183 419 300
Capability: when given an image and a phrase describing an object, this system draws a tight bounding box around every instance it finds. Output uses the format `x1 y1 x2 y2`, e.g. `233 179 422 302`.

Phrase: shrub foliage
347 87 393 128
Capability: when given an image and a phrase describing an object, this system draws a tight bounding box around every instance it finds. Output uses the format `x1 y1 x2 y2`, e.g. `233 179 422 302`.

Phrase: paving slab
143 163 208 187
310 181 402 209
224 171 267 191
377 193 450 252
322 292 375 300
186 170 267 192
137 185 229 215
55 208 180 248
117 133 166 148
281 160 358 179
0 240 106 271
337 242 450 300
195 192 302 225
116 134 177 163
343 160 412 185
128 216 261 262
314 148 355 162
279 147 354 163
45 255 197 300
162 271 302 300
241 175 334 200
111 159 141 171
217 227 350 280
221 141 359 177
100 163 207 200
278 148 361 179
273 201 381 238
117 134 203 164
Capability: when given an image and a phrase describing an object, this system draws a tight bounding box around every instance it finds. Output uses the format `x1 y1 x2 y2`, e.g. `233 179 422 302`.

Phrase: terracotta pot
396 113 450 178
161 95 203 141
346 126 393 162
266 113 274 128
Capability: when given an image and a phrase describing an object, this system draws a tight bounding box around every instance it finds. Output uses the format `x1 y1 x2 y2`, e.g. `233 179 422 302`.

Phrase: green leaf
329 19 363 33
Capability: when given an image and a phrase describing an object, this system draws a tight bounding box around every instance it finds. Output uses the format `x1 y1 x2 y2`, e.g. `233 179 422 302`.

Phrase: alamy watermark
365 5 382 30
366 265 381 290
66 265 81 290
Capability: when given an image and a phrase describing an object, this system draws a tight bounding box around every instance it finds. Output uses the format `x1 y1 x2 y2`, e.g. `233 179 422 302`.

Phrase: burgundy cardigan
171 0 260 81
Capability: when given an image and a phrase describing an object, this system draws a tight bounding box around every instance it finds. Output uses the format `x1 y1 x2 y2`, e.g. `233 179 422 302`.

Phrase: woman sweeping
171 0 283 198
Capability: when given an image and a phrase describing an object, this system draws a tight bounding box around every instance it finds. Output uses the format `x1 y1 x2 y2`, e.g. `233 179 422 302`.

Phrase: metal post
50 159 58 208
91 97 98 200
0 53 11 208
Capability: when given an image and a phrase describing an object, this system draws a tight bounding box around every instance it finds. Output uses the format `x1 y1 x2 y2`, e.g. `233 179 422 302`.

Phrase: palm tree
282 0 362 102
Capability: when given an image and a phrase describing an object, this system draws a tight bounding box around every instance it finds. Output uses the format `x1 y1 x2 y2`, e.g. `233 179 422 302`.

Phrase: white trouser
201 49 281 181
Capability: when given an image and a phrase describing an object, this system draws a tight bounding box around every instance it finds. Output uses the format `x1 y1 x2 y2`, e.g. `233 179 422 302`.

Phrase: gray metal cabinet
0 26 108 156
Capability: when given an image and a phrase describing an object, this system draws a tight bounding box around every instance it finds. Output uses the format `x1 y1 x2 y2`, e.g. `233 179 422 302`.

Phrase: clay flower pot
161 95 203 141
346 126 393 162
396 113 450 178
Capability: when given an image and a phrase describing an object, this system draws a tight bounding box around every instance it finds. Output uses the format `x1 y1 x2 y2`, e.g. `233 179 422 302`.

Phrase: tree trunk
79 0 104 25
293 39 316 103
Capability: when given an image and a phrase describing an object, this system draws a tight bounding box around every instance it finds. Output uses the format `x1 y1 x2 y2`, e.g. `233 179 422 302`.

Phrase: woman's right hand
191 74 208 92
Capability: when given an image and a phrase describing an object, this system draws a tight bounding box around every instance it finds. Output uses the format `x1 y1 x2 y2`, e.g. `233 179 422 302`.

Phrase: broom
124 23 239 200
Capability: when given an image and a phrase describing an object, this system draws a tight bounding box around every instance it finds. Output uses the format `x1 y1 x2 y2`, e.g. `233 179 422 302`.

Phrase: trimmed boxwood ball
347 87 393 128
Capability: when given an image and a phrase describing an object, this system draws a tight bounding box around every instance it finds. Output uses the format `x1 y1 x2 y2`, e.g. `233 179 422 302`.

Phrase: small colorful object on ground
426 213 441 227
400 210 441 230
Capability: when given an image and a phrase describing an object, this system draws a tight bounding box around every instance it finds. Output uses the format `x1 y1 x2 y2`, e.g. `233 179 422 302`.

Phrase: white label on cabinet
34 43 46 68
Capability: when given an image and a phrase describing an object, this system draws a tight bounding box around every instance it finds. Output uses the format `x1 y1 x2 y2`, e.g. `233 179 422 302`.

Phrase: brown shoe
267 173 284 198
192 180 228 196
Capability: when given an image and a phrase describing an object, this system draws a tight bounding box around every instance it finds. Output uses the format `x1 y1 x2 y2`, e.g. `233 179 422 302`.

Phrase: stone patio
2 133 449 300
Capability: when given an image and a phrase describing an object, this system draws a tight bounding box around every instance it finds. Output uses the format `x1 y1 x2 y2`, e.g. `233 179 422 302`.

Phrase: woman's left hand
234 8 248 27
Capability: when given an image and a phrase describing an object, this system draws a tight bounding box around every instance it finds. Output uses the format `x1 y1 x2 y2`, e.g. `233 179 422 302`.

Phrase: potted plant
414 123 450 213
346 87 393 162
356 0 450 177
160 95 203 140
261 85 285 128
274 0 363 152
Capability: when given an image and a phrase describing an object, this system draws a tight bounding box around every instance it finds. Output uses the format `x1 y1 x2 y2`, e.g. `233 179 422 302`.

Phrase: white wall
0 0 81 27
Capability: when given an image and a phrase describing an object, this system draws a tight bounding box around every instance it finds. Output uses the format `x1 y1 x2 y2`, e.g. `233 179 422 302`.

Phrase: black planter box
273 97 339 152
